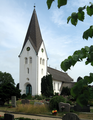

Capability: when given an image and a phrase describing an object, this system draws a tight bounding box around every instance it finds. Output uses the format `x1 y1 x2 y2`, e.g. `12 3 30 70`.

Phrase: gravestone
21 99 30 104
34 102 44 106
4 113 14 120
62 113 80 120
74 103 90 112
59 102 70 112
11 96 16 107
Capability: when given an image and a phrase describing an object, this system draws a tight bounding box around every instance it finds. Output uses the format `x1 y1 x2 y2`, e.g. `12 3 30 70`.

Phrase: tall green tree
0 83 21 104
41 74 53 97
0 71 15 86
46 1 93 106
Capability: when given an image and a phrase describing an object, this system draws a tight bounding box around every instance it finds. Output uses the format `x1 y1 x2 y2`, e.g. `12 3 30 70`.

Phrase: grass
0 99 93 119
15 104 49 114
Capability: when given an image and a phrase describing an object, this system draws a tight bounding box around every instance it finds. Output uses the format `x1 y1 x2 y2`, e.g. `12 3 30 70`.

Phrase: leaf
83 29 89 40
71 12 78 19
47 0 54 9
78 6 86 12
87 6 93 16
58 0 67 8
61 61 67 72
72 54 79 61
71 18 78 26
78 11 85 21
67 16 71 24
85 46 89 52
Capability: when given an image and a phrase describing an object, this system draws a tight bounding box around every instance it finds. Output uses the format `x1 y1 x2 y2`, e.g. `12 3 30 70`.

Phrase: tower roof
20 8 43 55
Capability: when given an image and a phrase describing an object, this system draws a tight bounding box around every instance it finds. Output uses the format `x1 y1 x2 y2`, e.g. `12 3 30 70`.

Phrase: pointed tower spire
20 8 43 55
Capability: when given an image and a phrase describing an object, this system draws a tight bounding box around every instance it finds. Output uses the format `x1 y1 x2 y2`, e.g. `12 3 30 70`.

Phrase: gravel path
0 112 62 120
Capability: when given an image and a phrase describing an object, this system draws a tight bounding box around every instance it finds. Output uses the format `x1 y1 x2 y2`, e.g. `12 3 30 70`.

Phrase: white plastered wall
19 40 38 95
37 42 48 95
53 80 62 94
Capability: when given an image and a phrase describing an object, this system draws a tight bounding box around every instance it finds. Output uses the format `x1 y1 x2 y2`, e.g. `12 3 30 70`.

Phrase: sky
0 0 93 85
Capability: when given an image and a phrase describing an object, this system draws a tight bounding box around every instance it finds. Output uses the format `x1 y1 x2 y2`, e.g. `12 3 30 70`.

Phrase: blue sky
0 0 93 85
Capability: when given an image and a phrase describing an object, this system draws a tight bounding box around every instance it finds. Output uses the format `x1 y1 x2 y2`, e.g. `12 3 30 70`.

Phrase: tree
41 74 53 97
46 1 93 106
0 83 21 104
0 71 15 86
16 83 19 89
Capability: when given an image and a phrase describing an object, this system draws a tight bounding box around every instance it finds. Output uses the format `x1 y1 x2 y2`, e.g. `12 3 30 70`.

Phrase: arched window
42 59 45 65
54 82 55 90
41 69 43 74
26 84 32 95
27 68 29 74
25 57 28 64
40 58 42 64
27 78 29 81
29 57 32 63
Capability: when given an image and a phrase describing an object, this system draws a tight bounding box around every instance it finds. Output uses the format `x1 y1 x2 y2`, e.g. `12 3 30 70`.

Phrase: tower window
41 69 43 74
40 58 42 64
27 78 29 81
27 68 29 74
42 59 45 65
25 57 28 64
29 57 32 63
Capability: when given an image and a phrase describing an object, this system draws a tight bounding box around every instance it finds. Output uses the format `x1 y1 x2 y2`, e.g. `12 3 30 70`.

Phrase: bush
49 96 66 110
26 94 32 99
61 87 71 96
21 94 27 99
34 95 45 100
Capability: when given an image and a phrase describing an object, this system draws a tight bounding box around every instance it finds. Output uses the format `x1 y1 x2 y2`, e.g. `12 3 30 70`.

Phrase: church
19 8 73 96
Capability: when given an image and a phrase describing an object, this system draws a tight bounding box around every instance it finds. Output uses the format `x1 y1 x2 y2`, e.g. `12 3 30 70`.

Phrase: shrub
26 94 32 99
61 87 71 96
49 96 66 110
34 95 45 100
21 94 27 99
41 74 53 97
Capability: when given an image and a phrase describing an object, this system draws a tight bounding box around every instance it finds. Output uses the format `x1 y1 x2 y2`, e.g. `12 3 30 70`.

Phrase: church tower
19 8 48 95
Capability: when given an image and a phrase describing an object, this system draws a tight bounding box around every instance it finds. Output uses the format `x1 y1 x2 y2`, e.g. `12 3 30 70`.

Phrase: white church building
19 8 73 96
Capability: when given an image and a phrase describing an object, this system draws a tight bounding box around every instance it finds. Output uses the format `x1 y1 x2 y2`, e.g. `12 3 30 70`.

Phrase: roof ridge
19 8 43 56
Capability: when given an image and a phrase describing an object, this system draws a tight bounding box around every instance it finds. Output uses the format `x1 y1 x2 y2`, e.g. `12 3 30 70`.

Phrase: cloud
51 9 67 26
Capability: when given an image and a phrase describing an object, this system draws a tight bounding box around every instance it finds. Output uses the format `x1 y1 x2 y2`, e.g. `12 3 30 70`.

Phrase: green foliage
61 45 93 73
21 94 27 99
0 71 15 86
46 0 93 107
41 74 53 97
26 94 32 99
70 79 90 106
47 0 67 9
49 96 66 110
0 83 21 103
89 87 93 99
34 95 45 100
61 87 71 95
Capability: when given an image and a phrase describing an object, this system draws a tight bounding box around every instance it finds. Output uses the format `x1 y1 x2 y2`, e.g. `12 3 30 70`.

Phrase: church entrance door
26 84 32 95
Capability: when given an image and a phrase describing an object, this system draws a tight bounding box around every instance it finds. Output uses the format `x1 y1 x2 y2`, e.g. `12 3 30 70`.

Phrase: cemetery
0 92 93 120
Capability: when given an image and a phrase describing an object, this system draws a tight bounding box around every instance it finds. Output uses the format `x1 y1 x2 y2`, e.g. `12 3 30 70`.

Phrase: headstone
62 113 80 120
11 96 16 107
34 102 44 106
4 113 14 120
21 99 30 104
74 103 90 112
59 102 70 112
